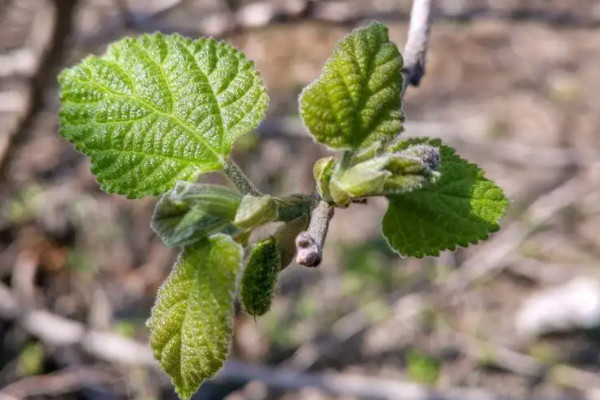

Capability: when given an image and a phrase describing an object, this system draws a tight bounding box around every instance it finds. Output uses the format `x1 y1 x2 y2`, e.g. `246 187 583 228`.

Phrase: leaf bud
353 141 383 163
240 237 280 316
383 144 441 194
313 156 336 202
151 182 241 247
329 156 392 206
234 195 278 230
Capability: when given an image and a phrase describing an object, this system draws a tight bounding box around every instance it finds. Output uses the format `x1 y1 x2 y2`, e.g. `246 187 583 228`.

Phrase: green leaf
233 195 278 230
59 33 268 198
313 156 335 201
353 140 384 163
241 237 280 316
146 235 242 399
151 182 242 247
299 22 403 149
382 138 508 257
329 156 392 205
382 144 441 194
327 145 441 206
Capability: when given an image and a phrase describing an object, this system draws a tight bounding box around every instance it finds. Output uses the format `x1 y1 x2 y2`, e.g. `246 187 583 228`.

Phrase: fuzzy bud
313 156 336 202
234 195 278 230
240 237 281 316
383 144 441 194
328 156 392 206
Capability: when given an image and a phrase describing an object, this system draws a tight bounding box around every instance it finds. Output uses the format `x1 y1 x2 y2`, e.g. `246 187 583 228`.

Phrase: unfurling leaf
151 181 242 247
393 143 441 171
353 140 384 163
146 235 242 399
329 156 392 205
313 156 335 201
382 138 508 257
326 144 441 206
234 195 278 230
383 144 441 194
299 22 404 149
59 33 268 198
241 237 280 316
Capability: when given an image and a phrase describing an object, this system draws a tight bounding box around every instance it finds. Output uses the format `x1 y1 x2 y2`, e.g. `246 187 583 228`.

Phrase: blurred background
1 0 600 399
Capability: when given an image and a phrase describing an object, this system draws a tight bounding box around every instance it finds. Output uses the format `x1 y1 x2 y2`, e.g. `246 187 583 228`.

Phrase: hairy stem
223 158 261 196
295 200 334 267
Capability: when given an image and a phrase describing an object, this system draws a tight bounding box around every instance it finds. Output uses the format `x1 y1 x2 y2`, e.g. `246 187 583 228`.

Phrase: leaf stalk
223 158 261 196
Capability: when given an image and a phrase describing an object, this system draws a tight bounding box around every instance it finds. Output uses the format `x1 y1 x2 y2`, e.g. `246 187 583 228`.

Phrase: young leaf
241 237 280 316
313 157 336 202
299 22 404 149
146 235 242 399
329 156 392 205
382 144 441 194
327 145 441 206
233 195 278 230
382 138 508 257
353 140 384 163
151 182 242 247
59 33 268 198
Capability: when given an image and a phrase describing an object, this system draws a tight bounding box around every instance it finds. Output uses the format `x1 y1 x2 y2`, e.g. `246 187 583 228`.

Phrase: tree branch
402 0 433 92
294 0 434 268
295 200 334 267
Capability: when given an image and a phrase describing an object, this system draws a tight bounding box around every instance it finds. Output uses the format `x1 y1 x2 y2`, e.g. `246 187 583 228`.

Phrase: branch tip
295 201 334 267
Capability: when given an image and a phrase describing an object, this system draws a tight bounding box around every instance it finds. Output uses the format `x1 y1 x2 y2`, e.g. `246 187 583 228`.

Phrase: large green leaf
299 22 404 149
151 181 242 247
59 33 268 198
382 139 508 257
146 235 242 399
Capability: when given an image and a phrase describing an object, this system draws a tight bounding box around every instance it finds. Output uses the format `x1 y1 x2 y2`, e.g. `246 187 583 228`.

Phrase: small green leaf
382 138 508 257
241 237 280 316
59 33 268 198
327 145 440 206
313 156 335 201
299 22 404 149
353 140 384 163
382 144 441 194
234 195 278 230
151 182 242 247
146 235 242 399
329 156 391 205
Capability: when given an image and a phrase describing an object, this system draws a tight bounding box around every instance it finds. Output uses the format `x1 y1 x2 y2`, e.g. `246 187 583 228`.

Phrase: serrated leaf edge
59 33 269 198
298 21 404 151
